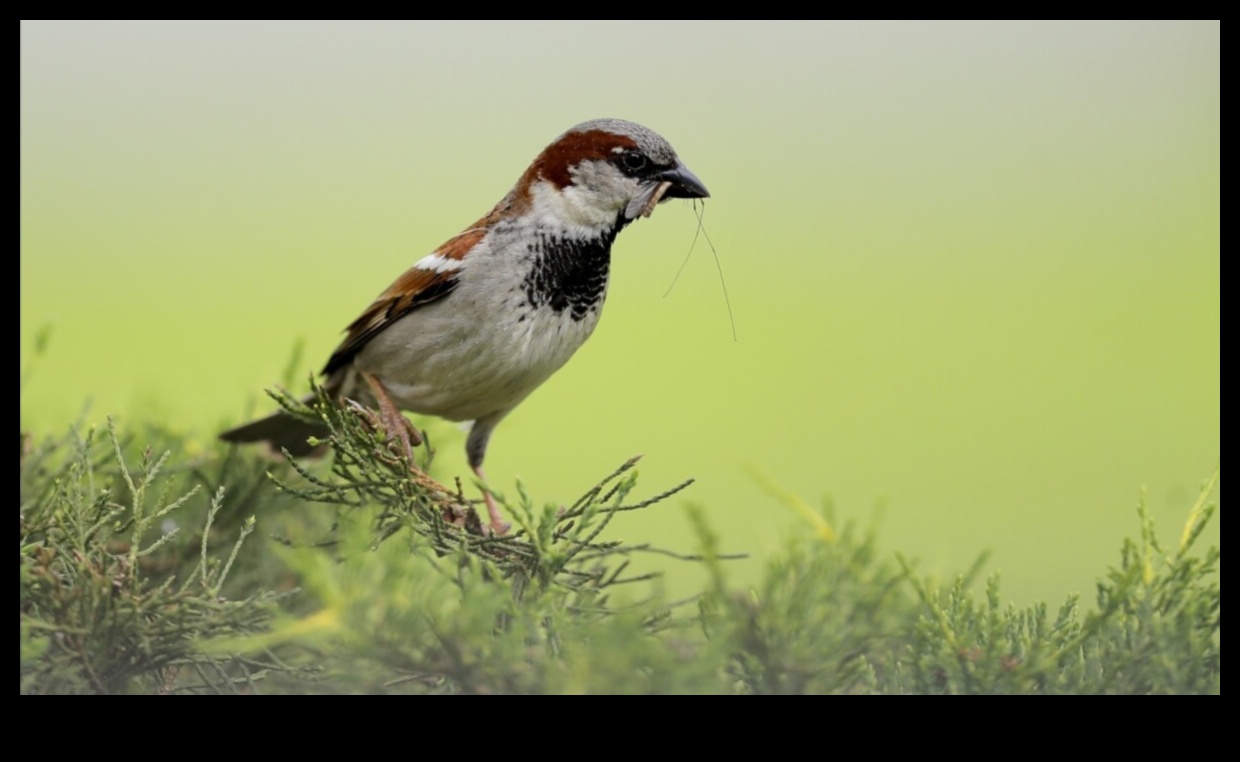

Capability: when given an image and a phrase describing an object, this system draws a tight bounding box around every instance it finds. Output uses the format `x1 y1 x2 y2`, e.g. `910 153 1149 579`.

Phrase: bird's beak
625 162 710 220
656 163 710 200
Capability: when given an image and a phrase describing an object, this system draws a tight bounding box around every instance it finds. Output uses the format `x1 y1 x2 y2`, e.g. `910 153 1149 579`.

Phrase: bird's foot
482 491 511 536
360 372 424 466
472 465 510 535
347 399 424 467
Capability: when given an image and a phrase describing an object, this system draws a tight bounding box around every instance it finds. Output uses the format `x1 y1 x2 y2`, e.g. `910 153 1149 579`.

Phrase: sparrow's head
509 118 709 231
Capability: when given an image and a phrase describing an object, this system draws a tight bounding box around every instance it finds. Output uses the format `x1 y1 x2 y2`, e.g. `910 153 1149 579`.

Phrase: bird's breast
518 229 613 321
354 224 615 421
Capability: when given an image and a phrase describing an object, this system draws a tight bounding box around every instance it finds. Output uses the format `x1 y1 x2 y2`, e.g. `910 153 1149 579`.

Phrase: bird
220 118 709 533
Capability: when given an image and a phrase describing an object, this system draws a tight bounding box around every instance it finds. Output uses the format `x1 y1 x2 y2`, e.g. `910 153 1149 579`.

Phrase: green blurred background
21 21 1219 605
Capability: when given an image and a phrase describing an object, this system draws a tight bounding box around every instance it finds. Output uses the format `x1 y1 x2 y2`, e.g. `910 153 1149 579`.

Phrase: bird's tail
218 404 331 457
220 372 350 456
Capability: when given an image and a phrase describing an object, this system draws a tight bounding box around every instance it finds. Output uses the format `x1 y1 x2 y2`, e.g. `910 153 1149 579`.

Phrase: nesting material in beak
641 181 674 218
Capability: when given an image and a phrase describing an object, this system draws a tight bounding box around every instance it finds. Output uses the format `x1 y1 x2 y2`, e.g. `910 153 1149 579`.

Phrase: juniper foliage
19 420 303 694
19 390 1220 693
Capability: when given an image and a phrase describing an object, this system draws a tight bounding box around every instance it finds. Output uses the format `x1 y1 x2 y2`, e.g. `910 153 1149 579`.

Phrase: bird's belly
353 296 604 421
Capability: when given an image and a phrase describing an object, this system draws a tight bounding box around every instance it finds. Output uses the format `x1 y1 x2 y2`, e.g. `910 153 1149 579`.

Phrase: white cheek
528 177 632 231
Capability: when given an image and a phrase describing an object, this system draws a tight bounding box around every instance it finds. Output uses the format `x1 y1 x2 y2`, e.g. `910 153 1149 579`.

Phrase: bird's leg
472 464 511 536
466 414 511 535
361 372 423 465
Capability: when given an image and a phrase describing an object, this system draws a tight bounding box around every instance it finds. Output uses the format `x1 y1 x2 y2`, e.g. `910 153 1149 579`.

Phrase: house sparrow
220 118 709 533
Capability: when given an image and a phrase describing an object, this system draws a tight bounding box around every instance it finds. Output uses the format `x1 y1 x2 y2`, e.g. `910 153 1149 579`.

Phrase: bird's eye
620 151 647 172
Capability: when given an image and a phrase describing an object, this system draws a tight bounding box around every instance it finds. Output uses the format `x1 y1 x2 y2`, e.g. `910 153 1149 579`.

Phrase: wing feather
321 228 486 375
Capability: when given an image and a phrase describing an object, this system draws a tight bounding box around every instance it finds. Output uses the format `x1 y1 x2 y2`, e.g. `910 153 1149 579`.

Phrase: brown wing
321 228 486 375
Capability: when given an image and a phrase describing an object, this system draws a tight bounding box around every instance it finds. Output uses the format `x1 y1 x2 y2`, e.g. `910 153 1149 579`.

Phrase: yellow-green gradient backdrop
21 21 1219 605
